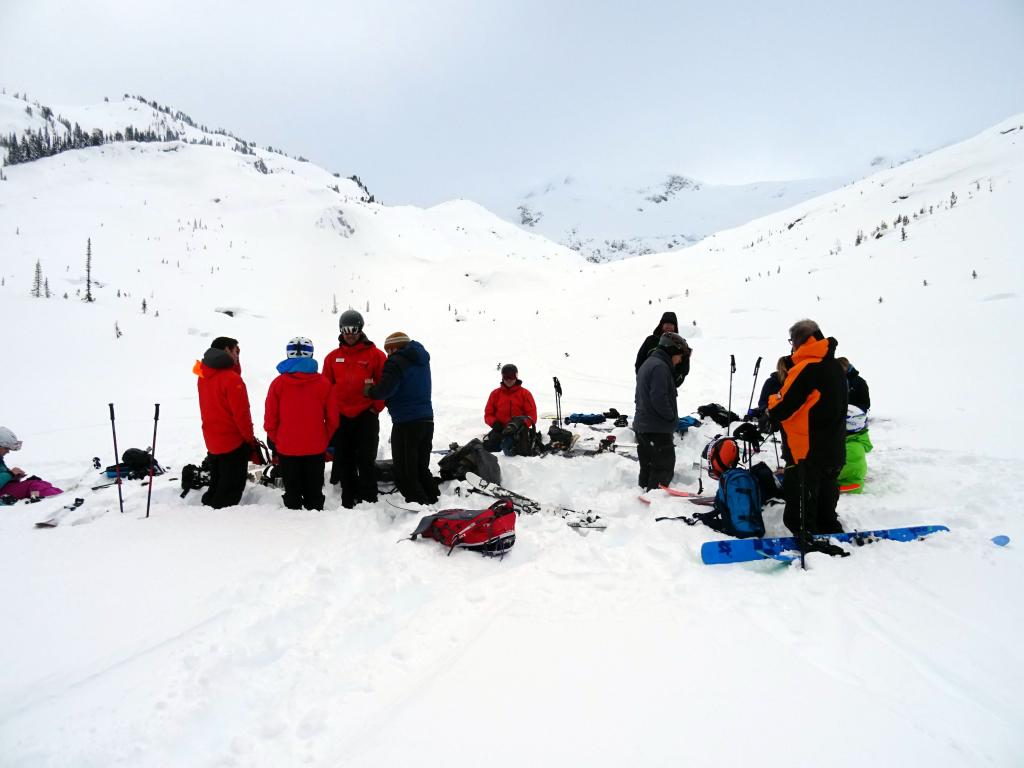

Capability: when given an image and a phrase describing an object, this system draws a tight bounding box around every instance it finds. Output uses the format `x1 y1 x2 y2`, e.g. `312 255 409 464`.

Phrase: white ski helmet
0 426 22 451
286 336 315 358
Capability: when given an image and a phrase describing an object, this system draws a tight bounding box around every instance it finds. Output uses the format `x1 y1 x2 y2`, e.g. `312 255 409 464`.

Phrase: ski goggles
340 326 361 335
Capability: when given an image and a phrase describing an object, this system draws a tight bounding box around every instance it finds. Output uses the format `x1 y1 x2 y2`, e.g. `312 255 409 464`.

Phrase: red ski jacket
194 361 256 455
484 381 537 428
264 372 339 456
322 340 387 418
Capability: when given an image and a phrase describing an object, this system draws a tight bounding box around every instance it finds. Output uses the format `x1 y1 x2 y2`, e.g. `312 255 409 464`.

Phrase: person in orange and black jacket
322 310 387 509
265 337 339 511
767 319 848 545
194 336 259 509
482 364 538 452
634 311 691 387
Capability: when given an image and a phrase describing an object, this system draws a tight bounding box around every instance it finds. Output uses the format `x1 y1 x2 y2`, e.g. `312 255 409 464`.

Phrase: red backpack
408 499 517 556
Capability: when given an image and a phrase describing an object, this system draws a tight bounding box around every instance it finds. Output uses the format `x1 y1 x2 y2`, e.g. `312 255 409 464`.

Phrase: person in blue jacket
365 332 439 505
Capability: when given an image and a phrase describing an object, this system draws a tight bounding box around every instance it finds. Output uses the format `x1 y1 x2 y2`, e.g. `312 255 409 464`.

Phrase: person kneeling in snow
483 363 538 455
0 426 63 502
264 337 339 511
365 332 439 505
194 337 260 509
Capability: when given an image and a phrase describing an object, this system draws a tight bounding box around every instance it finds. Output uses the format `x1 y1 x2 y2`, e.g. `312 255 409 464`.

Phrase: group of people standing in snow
632 312 871 546
193 310 437 512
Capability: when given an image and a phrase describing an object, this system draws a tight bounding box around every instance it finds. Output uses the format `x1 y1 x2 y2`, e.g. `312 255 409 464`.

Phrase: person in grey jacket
634 332 688 490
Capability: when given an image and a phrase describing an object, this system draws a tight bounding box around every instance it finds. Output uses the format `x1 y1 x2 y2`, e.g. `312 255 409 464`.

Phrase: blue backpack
712 468 765 538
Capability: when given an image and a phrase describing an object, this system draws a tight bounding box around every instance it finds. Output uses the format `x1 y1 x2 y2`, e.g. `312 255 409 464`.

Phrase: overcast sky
2 0 1022 206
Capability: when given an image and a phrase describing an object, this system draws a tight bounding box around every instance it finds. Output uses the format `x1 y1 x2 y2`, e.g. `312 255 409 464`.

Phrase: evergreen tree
332 293 338 314
84 238 94 302
44 277 50 298
141 298 147 314
31 259 42 297
115 322 122 338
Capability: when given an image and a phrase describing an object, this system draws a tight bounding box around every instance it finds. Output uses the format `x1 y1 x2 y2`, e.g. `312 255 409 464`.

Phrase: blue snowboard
700 525 950 565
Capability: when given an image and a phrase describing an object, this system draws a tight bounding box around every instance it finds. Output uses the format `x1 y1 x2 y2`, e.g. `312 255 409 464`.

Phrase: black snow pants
202 442 249 509
637 432 675 491
278 454 327 511
391 420 439 505
330 409 380 508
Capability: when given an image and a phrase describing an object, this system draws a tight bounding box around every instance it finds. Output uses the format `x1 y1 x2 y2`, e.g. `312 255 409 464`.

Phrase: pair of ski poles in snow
108 402 160 518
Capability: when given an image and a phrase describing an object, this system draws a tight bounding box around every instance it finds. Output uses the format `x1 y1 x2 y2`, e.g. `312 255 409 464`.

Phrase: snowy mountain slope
506 170 849 261
1 99 1023 768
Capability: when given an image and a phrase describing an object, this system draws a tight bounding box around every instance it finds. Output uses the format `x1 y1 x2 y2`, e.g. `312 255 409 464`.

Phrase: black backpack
180 456 212 498
438 439 502 485
106 448 164 480
697 403 740 429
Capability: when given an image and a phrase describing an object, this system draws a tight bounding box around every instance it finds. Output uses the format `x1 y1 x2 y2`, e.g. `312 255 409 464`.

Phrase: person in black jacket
766 320 847 547
748 356 791 419
634 332 687 490
635 312 691 387
837 358 871 412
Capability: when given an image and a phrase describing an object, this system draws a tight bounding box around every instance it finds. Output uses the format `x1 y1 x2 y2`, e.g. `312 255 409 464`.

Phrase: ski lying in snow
35 497 86 528
461 472 606 529
700 525 950 565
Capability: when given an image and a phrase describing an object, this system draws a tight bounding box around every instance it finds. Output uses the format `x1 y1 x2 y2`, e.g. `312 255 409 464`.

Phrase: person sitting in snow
635 311 692 387
264 337 339 511
482 363 538 454
0 426 63 502
836 358 872 493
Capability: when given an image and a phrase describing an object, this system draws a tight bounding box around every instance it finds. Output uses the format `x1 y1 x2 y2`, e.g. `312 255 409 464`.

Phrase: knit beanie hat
0 426 23 451
286 336 314 358
384 331 411 352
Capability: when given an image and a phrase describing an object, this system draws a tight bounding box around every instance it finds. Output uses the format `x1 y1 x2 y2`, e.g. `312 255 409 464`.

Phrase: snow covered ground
1 96 1023 766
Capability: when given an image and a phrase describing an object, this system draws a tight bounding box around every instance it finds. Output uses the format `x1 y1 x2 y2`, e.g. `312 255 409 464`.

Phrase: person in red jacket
483 364 538 452
322 310 387 508
193 336 258 508
264 337 339 510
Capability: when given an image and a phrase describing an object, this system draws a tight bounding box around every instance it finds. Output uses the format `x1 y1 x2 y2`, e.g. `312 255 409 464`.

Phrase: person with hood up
193 336 259 509
635 311 691 387
365 332 438 505
0 426 63 502
322 309 387 509
634 332 688 490
483 363 538 453
767 319 848 551
264 337 339 511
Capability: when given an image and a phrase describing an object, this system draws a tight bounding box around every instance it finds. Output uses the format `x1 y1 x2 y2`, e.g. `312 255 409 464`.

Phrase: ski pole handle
753 356 762 376
109 403 115 421
730 355 736 374
153 403 160 421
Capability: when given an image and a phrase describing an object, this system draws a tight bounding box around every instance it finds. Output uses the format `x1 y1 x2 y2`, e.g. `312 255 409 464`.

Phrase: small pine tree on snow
366 300 370 312
901 227 907 241
44 278 50 298
84 238 94 302
972 270 978 279
923 279 928 287
878 296 884 304
115 322 122 339
855 230 864 246
63 292 68 299
31 259 42 298
332 294 338 314
950 191 957 207
141 298 147 314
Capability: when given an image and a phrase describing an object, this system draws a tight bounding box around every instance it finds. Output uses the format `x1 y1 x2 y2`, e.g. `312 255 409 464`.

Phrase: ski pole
798 462 807 571
727 355 736 436
747 356 762 416
553 377 563 426
109 403 124 514
145 403 160 519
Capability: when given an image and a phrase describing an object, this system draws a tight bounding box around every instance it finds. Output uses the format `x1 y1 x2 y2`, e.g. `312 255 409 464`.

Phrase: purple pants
1 476 63 500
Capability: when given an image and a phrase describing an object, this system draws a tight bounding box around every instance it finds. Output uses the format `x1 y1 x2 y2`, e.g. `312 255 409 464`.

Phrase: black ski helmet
339 309 364 333
657 332 689 355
